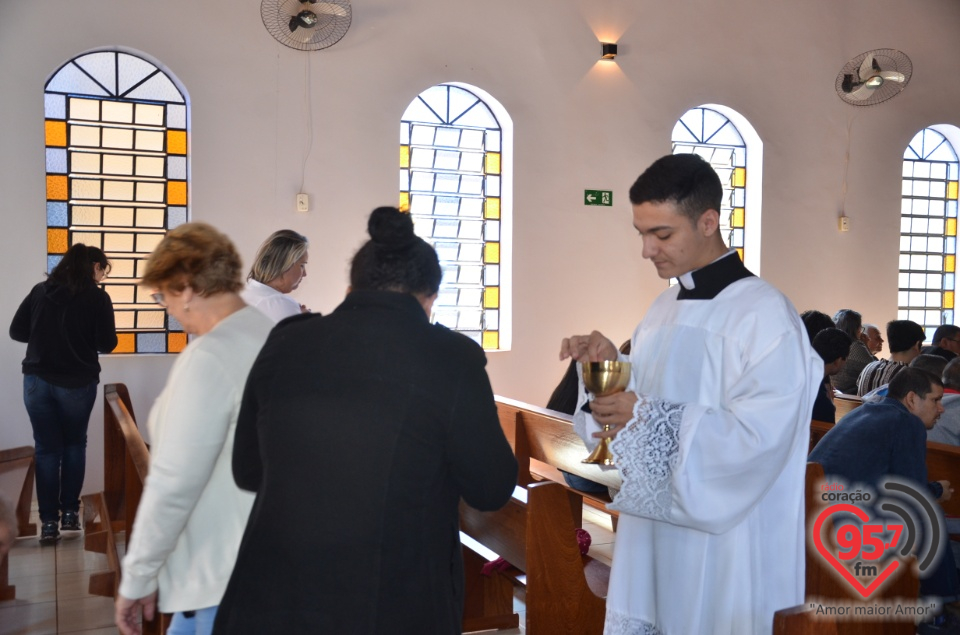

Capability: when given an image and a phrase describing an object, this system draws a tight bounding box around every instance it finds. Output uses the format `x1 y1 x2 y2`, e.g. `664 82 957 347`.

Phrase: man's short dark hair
812 328 852 364
628 154 723 224
932 324 960 346
943 357 960 391
910 354 948 379
889 366 942 401
801 310 835 345
833 309 863 342
886 320 926 354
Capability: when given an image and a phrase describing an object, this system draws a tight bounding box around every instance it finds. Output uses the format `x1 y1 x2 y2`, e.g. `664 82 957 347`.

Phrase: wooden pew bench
460 481 608 634
0 446 38 601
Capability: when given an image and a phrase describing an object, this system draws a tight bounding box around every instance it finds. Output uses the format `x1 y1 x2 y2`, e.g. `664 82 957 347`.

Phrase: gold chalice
581 361 632 466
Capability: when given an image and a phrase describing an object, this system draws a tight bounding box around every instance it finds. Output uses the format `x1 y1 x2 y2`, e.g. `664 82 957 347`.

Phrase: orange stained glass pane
484 198 500 219
947 255 956 273
483 286 500 309
736 247 744 262
400 145 410 168
484 243 500 264
399 192 410 212
47 228 68 254
113 333 135 354
167 130 187 155
485 152 501 175
949 181 959 200
168 181 187 205
482 331 499 350
168 332 188 353
45 121 67 147
46 175 68 200
732 208 745 228
948 218 958 237
946 291 955 310
733 168 746 188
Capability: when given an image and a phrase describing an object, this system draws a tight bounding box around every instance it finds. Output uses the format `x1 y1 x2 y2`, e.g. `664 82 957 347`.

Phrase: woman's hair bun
368 206 418 251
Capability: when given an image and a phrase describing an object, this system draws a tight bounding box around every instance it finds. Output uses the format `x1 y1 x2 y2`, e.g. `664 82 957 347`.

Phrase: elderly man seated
929 357 960 446
857 319 926 396
862 323 884 357
923 325 960 362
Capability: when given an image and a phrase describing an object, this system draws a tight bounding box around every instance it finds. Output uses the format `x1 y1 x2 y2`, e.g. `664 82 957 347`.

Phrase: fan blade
858 54 875 82
879 70 906 84
848 84 875 101
313 2 348 17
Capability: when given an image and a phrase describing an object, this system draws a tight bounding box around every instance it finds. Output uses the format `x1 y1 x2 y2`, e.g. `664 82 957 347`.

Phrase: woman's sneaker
61 511 80 531
39 520 60 545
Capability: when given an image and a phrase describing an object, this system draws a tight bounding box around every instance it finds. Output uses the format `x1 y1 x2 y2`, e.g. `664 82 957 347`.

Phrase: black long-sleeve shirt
10 280 117 387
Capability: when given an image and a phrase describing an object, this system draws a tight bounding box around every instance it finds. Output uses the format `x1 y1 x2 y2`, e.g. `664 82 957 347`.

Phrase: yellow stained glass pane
113 333 135 354
947 291 956 310
45 121 67 147
46 175 68 200
47 228 68 254
947 255 956 273
482 331 499 350
484 198 500 219
949 218 958 237
484 243 500 264
483 286 500 309
400 145 410 168
949 181 959 200
399 192 410 212
168 332 187 353
732 208 745 228
736 247 744 261
102 101 133 124
73 207 102 226
733 168 746 188
103 154 134 176
485 152 501 175
168 181 187 205
167 130 187 155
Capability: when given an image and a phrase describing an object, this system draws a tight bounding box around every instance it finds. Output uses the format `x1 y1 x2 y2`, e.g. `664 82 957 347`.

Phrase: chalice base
582 436 616 466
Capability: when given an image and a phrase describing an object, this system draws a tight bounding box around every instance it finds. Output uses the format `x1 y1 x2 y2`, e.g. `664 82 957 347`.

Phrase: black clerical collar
676 251 755 300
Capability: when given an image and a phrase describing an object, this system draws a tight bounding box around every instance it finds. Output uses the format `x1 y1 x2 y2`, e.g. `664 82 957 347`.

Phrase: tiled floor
0 504 616 635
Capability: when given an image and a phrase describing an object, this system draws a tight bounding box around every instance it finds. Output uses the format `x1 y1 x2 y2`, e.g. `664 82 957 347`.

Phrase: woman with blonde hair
114 223 273 635
241 229 310 321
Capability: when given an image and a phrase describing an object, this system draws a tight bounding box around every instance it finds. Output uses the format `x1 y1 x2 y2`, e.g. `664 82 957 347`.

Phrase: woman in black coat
214 207 517 634
9 244 117 543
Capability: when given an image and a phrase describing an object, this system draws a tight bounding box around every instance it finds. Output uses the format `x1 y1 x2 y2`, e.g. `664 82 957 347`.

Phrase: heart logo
812 503 902 599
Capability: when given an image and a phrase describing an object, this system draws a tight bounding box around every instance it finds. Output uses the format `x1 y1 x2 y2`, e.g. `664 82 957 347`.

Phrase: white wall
2 0 960 493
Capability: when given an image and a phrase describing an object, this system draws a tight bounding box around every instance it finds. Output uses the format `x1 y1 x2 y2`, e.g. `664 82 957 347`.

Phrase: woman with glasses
241 229 311 322
9 243 117 544
114 223 273 635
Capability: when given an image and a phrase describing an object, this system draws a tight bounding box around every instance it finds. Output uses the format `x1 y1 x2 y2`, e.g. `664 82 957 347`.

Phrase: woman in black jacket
10 244 117 543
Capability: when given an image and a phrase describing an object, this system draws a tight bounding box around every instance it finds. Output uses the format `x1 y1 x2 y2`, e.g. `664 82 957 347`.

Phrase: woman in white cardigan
240 229 310 322
114 223 273 635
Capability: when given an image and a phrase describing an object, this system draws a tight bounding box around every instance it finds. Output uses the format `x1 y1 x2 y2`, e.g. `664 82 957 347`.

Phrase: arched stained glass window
672 106 761 272
899 127 960 340
44 50 188 354
400 83 512 351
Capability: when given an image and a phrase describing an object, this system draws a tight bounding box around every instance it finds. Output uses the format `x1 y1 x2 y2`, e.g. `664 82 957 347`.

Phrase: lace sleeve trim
604 608 664 635
607 395 684 520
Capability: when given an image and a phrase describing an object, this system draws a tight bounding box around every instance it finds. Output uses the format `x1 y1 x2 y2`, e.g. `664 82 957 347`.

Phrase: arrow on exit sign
584 190 613 206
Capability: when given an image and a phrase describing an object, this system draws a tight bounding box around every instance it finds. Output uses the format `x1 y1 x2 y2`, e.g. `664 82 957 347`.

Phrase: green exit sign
584 190 613 206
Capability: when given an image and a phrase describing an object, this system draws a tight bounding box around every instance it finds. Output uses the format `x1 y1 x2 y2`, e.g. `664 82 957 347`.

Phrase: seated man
810 367 957 607
923 324 960 362
861 354 948 404
929 357 960 446
857 319 926 396
831 309 874 395
863 323 884 357
811 328 852 423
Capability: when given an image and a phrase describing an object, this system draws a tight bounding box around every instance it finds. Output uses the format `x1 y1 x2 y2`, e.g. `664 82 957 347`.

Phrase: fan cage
835 48 913 107
261 0 352 52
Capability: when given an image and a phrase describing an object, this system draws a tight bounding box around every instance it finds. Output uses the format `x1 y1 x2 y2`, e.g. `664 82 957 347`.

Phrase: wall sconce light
601 42 618 60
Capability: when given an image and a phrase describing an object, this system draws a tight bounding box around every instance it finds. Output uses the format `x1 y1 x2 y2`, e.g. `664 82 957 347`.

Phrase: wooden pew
94 383 170 634
495 397 621 528
0 446 38 601
460 482 609 634
834 395 862 422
